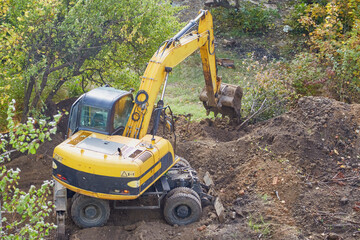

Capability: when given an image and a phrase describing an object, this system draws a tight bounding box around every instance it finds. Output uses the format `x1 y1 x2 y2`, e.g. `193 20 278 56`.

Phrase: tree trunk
45 78 67 104
21 76 35 123
30 65 51 110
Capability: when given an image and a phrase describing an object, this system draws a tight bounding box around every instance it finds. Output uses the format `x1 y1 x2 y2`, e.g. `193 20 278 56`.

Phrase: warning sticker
120 171 135 178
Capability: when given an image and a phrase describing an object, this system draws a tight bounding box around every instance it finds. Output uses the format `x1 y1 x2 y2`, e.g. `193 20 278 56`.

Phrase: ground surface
6 96 360 240
5 1 360 240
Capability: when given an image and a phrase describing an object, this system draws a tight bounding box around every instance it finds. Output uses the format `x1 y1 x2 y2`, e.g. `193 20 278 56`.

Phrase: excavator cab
67 86 134 138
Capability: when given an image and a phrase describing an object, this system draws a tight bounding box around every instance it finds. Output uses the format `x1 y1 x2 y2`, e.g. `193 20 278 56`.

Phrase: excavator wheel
163 192 202 226
165 187 201 203
71 192 81 204
71 194 110 228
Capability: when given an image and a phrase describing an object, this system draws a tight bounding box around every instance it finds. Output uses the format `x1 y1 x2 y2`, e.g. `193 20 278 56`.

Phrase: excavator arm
124 10 242 139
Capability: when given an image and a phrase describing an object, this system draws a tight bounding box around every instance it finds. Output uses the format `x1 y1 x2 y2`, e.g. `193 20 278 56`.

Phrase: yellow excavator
53 10 242 239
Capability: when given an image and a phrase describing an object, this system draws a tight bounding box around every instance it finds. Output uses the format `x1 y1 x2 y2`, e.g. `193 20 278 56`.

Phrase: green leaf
30 147 36 155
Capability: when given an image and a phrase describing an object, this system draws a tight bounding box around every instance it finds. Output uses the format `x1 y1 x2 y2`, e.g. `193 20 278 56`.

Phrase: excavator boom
124 10 242 139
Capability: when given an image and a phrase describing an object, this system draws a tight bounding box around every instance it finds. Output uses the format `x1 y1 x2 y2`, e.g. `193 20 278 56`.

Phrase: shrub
1 100 61 239
211 2 279 35
241 56 295 122
286 0 360 103
288 52 335 96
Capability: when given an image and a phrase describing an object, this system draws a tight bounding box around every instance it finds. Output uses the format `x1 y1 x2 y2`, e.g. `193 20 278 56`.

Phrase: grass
248 214 271 236
164 48 253 121
165 53 209 121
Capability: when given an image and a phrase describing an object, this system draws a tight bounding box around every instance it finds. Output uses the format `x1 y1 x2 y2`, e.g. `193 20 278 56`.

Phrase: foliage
284 2 309 34
288 52 335 96
3 100 60 156
241 55 295 122
0 99 61 239
0 0 182 122
288 0 360 102
211 2 279 35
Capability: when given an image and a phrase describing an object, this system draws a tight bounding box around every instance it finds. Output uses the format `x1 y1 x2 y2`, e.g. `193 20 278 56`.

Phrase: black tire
71 192 81 204
165 187 201 203
163 192 202 226
71 194 110 228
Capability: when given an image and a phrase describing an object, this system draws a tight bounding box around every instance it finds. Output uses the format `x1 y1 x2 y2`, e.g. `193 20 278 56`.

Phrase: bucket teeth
199 83 243 120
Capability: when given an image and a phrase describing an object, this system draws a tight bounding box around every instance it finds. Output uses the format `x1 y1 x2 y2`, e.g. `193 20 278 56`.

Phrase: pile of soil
175 96 360 240
6 96 360 239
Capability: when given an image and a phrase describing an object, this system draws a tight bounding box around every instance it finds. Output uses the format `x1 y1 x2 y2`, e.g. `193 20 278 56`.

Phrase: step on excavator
53 10 242 239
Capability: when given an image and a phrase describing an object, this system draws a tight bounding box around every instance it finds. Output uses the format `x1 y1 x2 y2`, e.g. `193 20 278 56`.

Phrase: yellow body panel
53 130 177 200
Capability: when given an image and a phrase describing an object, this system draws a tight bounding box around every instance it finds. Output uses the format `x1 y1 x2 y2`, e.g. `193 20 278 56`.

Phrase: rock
124 224 137 231
234 207 246 218
326 233 340 240
209 212 217 220
197 225 207 231
229 211 236 219
340 196 349 205
203 219 212 226
222 39 236 47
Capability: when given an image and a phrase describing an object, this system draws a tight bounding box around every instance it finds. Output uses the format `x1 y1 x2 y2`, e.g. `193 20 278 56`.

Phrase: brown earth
6 96 360 240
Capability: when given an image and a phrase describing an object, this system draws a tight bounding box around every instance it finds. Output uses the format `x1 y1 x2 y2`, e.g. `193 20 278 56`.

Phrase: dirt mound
175 96 360 239
6 96 360 240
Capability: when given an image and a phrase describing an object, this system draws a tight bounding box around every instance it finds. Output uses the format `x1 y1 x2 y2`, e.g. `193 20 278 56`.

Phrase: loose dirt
6 96 360 240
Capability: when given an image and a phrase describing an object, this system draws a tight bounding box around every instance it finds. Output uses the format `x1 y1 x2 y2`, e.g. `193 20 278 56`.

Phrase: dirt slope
174 96 360 240
6 96 360 240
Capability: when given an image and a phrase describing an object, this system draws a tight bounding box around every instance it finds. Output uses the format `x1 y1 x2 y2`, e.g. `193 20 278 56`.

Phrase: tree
0 0 182 123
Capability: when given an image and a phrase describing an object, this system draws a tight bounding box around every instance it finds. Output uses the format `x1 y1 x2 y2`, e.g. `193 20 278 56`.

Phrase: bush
288 52 334 96
211 2 279 35
241 56 295 122
285 0 360 103
1 100 60 239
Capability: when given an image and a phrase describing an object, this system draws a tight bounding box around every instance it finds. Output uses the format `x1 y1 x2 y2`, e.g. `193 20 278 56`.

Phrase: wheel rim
175 205 191 219
81 204 101 222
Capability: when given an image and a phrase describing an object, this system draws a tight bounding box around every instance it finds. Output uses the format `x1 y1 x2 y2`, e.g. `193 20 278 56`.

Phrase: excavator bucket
199 83 243 120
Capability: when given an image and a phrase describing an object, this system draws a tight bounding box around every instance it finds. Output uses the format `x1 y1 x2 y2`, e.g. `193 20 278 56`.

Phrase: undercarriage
54 157 214 239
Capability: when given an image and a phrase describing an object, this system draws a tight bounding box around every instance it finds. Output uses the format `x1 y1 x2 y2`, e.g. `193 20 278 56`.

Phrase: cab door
67 97 82 138
111 95 134 135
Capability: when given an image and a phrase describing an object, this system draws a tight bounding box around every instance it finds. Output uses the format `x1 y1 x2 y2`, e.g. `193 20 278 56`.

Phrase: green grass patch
164 50 249 121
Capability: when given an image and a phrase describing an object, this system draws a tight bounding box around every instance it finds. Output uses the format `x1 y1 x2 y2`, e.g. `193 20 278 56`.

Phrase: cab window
80 106 108 131
68 100 80 137
113 96 134 130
